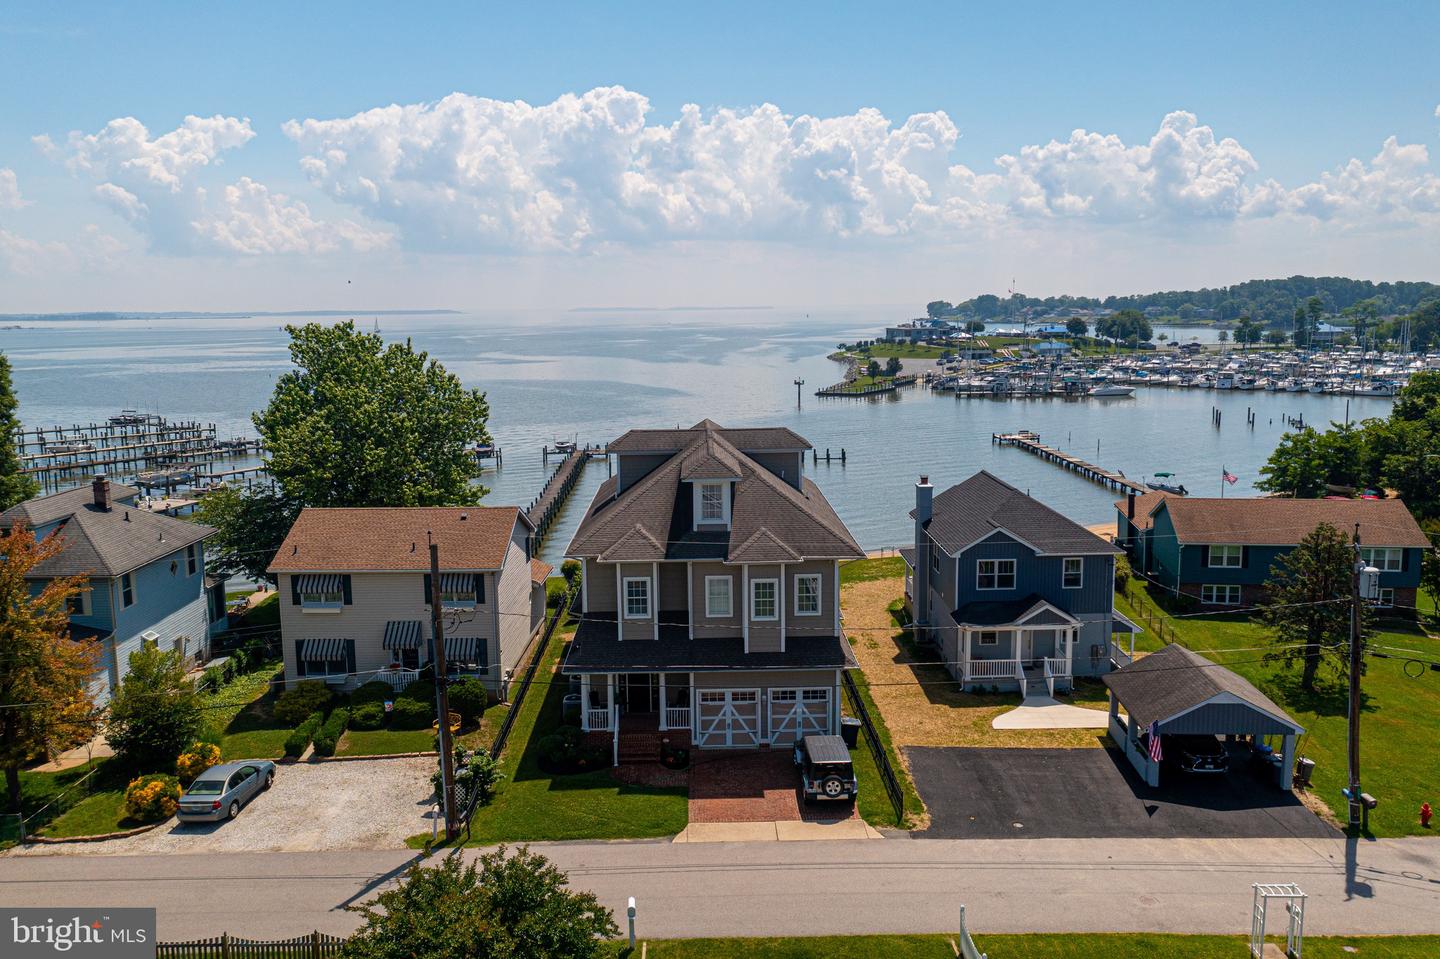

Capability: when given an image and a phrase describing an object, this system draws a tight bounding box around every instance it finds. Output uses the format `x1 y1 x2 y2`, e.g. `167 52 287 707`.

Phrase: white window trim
1208 545 1243 568
1376 587 1395 608
975 558 1016 591
68 586 92 617
793 573 822 616
1200 584 1242 606
750 578 779 621
119 572 137 609
693 481 731 528
622 576 652 620
1061 557 1083 589
185 544 199 576
704 575 733 618
1360 547 1403 572
977 630 1000 646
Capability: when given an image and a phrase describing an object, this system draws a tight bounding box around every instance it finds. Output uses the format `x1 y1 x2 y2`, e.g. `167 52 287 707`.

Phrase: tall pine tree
0 353 37 511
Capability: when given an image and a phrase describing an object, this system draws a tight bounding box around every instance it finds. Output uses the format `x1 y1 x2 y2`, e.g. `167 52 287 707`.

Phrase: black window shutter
1401 548 1410 572
473 573 485 605
343 640 356 677
423 573 432 604
1241 546 1250 569
291 577 301 605
1200 545 1210 567
341 575 353 605
294 640 307 676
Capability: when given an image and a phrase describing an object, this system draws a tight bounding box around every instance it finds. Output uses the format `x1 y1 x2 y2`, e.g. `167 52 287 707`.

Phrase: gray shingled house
563 420 864 754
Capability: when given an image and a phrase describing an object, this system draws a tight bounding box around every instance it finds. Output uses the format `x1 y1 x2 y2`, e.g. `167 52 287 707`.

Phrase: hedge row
283 711 325 758
311 707 351 758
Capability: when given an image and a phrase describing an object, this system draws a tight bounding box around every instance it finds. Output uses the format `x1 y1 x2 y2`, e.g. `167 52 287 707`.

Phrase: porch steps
584 727 693 765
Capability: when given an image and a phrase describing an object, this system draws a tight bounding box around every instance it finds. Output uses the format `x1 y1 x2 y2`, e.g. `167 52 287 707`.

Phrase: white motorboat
1088 384 1135 397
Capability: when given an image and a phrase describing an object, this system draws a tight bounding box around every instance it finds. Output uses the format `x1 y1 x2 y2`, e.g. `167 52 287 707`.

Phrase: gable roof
1113 491 1172 531
607 420 813 455
1157 497 1428 548
917 471 1121 557
1 482 139 528
268 507 531 573
951 594 1080 628
1103 644 1303 733
569 422 862 563
18 502 212 579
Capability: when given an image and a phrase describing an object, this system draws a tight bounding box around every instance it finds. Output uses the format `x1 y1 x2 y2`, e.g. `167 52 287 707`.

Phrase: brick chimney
1126 492 1135 521
92 473 112 511
913 475 934 632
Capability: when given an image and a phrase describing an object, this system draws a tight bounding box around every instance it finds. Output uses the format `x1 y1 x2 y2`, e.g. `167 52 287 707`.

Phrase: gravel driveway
15 756 436 857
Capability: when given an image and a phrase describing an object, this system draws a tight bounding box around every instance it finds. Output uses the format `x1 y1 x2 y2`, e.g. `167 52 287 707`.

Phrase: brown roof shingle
1113 491 1172 531
268 507 530 573
1158 497 1428 547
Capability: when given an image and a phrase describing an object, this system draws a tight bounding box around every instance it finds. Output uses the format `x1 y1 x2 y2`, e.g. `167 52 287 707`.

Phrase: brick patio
687 750 857 824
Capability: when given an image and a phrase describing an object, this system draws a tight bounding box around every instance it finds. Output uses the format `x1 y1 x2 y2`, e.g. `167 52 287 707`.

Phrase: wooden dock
526 445 602 551
992 431 1145 494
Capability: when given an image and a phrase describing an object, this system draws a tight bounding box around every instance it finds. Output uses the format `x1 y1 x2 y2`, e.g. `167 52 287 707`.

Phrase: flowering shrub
124 774 182 823
175 742 221 782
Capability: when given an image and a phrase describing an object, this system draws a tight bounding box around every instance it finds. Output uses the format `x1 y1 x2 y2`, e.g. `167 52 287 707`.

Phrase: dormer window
693 481 731 528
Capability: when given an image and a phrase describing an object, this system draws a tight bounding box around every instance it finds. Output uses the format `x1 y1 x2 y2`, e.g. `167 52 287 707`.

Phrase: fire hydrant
1423 802 1433 828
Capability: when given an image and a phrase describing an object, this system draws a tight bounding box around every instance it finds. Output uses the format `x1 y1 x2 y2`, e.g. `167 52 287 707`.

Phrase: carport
1104 644 1304 791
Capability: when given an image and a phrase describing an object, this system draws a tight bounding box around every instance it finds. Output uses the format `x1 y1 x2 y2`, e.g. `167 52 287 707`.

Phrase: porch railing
586 707 612 732
1042 656 1070 677
664 706 691 731
377 668 421 693
966 658 1021 681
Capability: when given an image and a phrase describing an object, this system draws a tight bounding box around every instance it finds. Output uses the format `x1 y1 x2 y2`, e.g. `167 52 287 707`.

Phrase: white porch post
833 560 841 634
614 564 623 636
581 558 589 611
652 561 659 641
606 674 615 730
961 628 971 684
689 670 697 739
658 672 668 730
686 563 694 640
779 563 786 652
580 674 592 731
742 564 750 652
832 669 841 734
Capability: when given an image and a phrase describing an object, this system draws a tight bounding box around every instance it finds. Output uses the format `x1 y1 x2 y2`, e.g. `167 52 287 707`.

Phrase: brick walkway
687 751 857 824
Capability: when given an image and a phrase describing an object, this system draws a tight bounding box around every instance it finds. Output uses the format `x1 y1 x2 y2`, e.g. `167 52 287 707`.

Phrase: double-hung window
976 559 1016 590
1376 587 1395 608
1209 545 1243 568
977 630 1000 646
699 483 726 523
185 544 199 576
1061 557 1083 589
794 574 821 616
1200 584 1242 606
623 577 651 619
439 574 479 608
704 576 732 618
298 575 344 611
751 578 778 621
1359 547 1403 572
67 585 91 616
119 572 136 608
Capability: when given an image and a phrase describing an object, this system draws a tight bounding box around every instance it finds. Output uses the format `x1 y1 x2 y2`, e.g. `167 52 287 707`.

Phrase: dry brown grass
842 576 1110 749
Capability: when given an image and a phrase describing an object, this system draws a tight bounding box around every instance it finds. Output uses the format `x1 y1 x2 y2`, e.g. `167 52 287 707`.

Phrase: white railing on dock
377 668 421 693
664 707 691 732
586 708 612 732
966 659 1020 681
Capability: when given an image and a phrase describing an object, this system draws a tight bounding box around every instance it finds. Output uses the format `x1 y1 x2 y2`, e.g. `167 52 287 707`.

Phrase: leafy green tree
1257 428 1326 498
972 294 1001 318
883 356 902 377
964 320 985 334
107 646 203 772
1421 531 1439 626
1217 330 1229 345
1065 318 1088 338
925 300 953 319
194 484 301 584
1261 523 1366 692
865 359 881 379
1265 330 1287 347
255 322 491 508
0 354 38 511
342 846 617 959
0 523 100 810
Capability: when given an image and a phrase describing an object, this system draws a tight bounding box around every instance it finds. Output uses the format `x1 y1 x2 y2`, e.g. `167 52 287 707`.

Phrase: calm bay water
4 310 1389 562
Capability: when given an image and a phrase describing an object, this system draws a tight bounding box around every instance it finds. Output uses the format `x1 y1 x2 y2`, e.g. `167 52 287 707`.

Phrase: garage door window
700 690 726 704
802 689 828 702
1200 584 1241 605
772 689 796 702
731 690 758 703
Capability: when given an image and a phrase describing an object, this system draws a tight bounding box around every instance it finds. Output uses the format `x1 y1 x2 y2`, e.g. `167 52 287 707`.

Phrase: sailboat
1146 472 1188 495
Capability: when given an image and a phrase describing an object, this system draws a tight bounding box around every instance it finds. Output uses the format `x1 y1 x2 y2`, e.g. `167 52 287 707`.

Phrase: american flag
1222 467 1239 485
1147 721 1163 762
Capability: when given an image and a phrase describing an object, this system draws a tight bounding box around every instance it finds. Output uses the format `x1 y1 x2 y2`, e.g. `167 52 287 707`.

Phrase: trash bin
839 717 862 748
1295 757 1316 788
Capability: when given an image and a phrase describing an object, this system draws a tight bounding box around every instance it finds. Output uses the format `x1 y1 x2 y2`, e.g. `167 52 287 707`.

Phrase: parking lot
15 756 436 857
906 746 1336 840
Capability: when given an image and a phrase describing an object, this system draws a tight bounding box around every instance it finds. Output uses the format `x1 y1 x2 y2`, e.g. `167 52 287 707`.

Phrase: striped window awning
439 573 474 593
444 636 483 663
300 637 349 661
383 620 424 650
296 574 344 593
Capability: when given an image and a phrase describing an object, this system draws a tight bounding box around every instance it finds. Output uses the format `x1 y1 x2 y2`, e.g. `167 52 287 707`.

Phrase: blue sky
2 2 1438 311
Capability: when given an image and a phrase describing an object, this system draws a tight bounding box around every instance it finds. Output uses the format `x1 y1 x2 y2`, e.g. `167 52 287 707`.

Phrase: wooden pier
992 431 1145 494
526 445 603 551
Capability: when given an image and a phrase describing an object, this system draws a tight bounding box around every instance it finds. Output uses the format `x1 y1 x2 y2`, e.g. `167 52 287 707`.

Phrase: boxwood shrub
310 707 351 758
283 711 325 757
350 680 394 707
389 698 433 730
350 701 386 731
274 681 333 726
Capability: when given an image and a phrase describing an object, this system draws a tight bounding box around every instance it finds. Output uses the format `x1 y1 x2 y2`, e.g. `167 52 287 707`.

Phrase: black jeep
792 734 858 803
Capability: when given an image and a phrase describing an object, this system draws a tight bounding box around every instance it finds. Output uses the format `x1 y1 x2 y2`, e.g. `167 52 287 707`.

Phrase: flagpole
1220 466 1225 499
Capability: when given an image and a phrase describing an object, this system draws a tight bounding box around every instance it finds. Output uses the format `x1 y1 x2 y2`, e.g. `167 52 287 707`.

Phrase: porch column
1279 734 1297 792
742 563 750 652
581 559 589 611
606 674 615 731
686 563 694 640
779 563 787 652
615 564 623 637
658 672 668 730
833 560 841 634
580 674 591 731
689 670 697 739
652 561 659 641
961 628 971 684
832 669 841 734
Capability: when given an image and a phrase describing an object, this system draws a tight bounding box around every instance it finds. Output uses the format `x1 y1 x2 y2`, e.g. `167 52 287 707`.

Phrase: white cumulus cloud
0 168 29 210
1261 136 1440 222
41 114 389 255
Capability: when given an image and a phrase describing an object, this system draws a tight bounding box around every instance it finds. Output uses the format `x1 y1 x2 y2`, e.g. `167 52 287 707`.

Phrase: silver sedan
177 760 276 823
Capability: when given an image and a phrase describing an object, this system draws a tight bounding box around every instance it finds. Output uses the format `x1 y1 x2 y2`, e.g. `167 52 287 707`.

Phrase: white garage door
696 689 760 748
767 688 832 745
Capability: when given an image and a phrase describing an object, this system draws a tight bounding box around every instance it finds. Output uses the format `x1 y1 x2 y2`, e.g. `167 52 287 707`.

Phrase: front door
623 673 658 713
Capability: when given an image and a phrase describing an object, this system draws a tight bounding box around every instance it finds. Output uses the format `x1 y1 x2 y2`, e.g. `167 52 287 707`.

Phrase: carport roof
1103 644 1303 734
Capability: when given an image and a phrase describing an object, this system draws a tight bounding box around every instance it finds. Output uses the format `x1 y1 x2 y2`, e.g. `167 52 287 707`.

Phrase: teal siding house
903 471 1138 697
1116 495 1427 609
2 476 218 703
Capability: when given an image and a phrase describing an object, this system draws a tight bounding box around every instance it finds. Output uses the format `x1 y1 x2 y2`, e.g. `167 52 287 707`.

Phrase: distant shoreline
568 305 774 313
0 310 462 322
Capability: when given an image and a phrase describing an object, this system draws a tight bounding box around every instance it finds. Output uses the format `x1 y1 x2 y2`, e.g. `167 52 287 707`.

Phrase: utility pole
794 377 805 409
1346 523 1379 832
429 536 458 840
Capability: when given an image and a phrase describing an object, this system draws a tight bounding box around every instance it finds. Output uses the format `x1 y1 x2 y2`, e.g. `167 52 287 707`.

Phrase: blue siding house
2 476 217 704
1118 495 1428 610
902 471 1135 697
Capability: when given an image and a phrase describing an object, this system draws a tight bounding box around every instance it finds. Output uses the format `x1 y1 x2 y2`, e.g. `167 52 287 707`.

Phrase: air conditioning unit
141 630 161 647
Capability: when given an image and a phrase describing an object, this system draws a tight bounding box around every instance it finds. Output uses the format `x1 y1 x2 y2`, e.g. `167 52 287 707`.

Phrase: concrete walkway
25 734 111 773
673 819 884 842
992 695 1110 729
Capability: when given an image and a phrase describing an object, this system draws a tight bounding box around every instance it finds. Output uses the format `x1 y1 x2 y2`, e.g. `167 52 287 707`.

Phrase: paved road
4 835 1439 941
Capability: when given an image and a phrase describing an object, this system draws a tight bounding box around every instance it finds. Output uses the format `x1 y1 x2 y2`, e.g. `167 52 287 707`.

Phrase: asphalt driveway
906 746 1336 839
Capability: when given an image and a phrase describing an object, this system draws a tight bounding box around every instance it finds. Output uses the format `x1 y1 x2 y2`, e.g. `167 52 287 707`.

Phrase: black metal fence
157 932 344 959
841 669 905 825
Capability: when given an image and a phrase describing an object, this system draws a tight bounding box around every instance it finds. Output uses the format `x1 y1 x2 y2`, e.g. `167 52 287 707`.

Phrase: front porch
580 671 693 737
954 599 1081 697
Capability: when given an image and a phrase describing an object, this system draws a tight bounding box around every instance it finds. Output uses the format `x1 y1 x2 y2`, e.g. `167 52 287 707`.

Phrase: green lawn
9 759 112 842
842 343 947 359
843 656 925 829
36 787 133 838
204 662 291 760
337 728 437 757
620 934 1440 958
419 621 688 846
840 556 905 584
1117 583 1440 836
834 374 899 392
